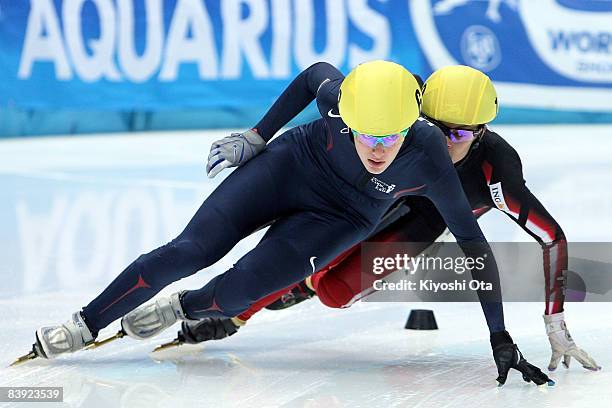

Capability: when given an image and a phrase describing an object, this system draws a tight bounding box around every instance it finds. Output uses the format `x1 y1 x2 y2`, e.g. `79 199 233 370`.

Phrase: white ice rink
1 125 611 407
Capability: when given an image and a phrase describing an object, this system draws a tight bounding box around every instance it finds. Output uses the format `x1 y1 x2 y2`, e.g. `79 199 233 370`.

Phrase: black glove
491 330 555 387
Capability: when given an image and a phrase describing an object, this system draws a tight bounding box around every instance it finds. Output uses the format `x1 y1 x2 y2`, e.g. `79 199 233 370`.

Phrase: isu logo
489 182 509 212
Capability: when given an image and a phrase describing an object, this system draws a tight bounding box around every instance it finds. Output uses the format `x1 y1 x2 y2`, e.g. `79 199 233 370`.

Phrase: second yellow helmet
339 60 422 136
422 65 498 126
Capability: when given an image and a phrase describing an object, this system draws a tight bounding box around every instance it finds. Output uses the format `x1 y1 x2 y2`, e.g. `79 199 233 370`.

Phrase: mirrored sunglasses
352 128 409 148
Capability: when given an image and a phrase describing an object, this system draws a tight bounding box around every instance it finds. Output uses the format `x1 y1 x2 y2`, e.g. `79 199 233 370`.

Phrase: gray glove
544 312 601 371
206 129 266 178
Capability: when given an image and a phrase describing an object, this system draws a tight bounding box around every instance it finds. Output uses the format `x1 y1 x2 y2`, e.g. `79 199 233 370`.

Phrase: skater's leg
81 138 302 334
156 201 446 349
315 197 446 308
227 199 444 318
247 245 359 313
217 201 416 318
219 243 359 322
236 283 302 321
181 211 370 319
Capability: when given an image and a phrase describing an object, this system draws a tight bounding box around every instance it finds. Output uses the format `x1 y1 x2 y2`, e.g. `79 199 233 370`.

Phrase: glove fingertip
584 365 602 371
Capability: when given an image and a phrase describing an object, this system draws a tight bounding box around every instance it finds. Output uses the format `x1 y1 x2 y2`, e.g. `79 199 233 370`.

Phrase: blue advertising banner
410 0 612 112
0 1 611 120
0 0 421 110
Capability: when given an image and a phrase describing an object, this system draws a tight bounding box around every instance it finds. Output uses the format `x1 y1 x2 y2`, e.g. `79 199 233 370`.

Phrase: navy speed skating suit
81 62 505 335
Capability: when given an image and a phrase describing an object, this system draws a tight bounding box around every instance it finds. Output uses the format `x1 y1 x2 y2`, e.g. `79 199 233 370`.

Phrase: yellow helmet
339 60 421 136
422 65 498 126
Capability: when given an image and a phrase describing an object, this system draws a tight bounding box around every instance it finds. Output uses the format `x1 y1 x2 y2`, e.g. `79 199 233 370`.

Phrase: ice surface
1 125 611 407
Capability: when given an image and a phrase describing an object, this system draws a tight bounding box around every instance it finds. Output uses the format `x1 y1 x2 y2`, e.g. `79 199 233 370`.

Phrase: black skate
265 281 316 311
153 317 240 352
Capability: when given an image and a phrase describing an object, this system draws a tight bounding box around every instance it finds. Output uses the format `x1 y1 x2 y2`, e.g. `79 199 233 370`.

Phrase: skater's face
353 130 406 174
440 121 484 164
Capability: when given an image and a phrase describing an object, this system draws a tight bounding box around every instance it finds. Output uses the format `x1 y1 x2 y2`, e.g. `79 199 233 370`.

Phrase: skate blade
152 338 183 353
10 350 38 367
85 330 125 350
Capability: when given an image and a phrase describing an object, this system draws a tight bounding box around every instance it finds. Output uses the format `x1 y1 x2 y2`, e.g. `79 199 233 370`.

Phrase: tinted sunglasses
351 128 409 148
436 122 485 144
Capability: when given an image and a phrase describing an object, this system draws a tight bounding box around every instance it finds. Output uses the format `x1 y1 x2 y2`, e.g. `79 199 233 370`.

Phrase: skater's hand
544 312 601 371
206 129 266 178
491 330 555 387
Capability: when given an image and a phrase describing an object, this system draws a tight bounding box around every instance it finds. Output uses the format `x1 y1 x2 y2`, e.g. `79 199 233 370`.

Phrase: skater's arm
482 135 599 371
254 62 345 142
416 130 503 332
207 63 343 178
482 135 567 315
426 164 505 333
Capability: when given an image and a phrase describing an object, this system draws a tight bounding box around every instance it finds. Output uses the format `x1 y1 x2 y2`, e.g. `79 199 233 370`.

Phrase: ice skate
11 312 95 366
153 317 242 352
87 292 193 350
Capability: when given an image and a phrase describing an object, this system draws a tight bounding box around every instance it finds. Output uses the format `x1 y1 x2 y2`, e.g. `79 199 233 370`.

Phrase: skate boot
154 317 243 352
87 292 194 349
121 291 193 340
265 280 316 310
11 312 95 365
